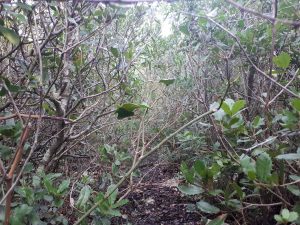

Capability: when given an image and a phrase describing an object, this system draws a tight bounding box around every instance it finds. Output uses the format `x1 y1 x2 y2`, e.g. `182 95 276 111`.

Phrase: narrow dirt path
112 163 202 225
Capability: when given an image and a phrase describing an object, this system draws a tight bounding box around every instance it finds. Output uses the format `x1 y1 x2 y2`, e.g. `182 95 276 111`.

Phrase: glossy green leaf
276 153 300 160
221 102 231 115
240 155 256 180
287 185 300 196
177 184 204 195
0 25 20 45
231 100 246 115
196 200 220 214
256 153 272 182
288 212 299 222
76 185 91 208
282 208 290 220
274 214 284 223
159 78 175 86
273 52 291 69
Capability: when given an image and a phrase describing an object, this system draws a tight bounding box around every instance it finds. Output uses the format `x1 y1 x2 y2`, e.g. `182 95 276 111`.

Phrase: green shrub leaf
0 25 20 45
177 184 204 195
196 200 220 214
231 100 246 115
273 52 291 69
276 153 300 160
159 78 175 86
256 153 272 182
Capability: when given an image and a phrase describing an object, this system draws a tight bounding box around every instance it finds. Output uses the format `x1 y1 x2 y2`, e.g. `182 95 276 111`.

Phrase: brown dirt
112 163 203 225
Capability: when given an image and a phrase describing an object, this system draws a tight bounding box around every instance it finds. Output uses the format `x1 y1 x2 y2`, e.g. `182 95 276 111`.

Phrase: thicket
0 0 299 224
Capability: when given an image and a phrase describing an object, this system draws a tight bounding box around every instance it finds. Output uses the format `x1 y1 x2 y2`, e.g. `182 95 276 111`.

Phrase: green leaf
282 208 290 221
291 99 300 112
276 153 300 160
240 155 256 180
207 218 225 225
274 214 283 223
10 204 33 225
177 184 204 195
179 24 189 35
196 201 220 214
110 47 119 58
76 185 91 208
180 162 194 183
57 179 70 194
287 185 300 196
194 160 206 178
221 102 231 115
159 78 175 86
256 153 272 182
106 184 118 205
273 52 291 69
115 103 149 119
289 175 300 181
252 116 264 129
0 25 20 45
112 198 129 208
231 100 246 115
288 212 299 222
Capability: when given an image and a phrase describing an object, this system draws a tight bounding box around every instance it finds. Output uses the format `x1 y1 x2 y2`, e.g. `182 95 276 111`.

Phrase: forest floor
111 162 204 225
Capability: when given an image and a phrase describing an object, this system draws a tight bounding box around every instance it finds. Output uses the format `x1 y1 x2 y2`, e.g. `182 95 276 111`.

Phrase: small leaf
106 184 118 205
281 208 290 221
221 102 231 115
289 175 300 181
0 25 20 45
177 184 204 195
115 103 145 119
112 199 128 208
273 52 291 69
274 214 283 223
288 212 299 222
179 24 189 35
208 218 225 225
287 185 300 196
196 200 220 214
76 185 91 208
276 153 300 160
231 100 246 115
194 160 206 178
256 152 272 182
159 78 175 86
57 179 70 194
252 116 264 129
291 98 300 112
110 47 119 58
180 162 194 183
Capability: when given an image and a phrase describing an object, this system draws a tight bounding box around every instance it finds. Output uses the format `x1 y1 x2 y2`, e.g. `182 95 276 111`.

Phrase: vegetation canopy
0 0 299 224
